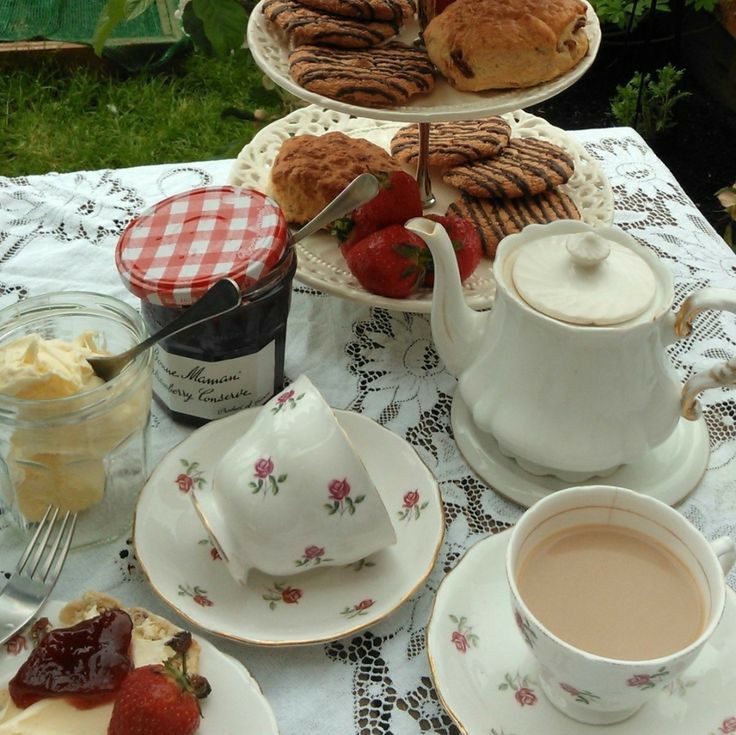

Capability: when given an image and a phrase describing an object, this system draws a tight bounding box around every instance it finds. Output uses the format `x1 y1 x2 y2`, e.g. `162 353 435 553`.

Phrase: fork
0 506 77 645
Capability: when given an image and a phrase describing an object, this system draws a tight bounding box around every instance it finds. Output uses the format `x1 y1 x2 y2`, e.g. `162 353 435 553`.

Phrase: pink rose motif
176 473 194 493
282 587 302 604
355 598 374 612
721 716 736 734
515 687 537 706
304 545 325 559
627 674 651 687
193 594 213 607
451 631 469 653
328 478 351 501
5 635 26 656
254 457 274 479
560 683 580 696
403 490 420 508
210 547 221 561
277 389 295 404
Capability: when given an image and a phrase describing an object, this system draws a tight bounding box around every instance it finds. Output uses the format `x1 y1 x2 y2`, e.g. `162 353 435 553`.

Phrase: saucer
0 601 279 735
134 408 444 646
427 530 736 735
452 393 710 508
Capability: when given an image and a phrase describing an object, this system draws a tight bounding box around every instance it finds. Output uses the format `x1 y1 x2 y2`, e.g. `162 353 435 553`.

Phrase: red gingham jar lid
115 186 289 308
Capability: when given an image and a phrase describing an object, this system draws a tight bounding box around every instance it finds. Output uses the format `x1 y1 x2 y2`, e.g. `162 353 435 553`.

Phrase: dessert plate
247 1 601 122
452 393 710 508
134 408 444 646
427 530 736 735
228 105 614 313
0 600 279 735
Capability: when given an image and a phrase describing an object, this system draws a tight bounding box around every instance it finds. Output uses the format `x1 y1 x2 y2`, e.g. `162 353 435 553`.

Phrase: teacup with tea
506 485 735 725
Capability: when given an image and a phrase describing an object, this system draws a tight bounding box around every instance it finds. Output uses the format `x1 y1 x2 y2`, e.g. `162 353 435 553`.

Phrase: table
0 125 735 735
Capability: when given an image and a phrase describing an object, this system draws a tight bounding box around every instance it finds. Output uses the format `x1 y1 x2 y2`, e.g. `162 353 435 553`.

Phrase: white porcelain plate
228 105 614 313
247 1 601 122
427 530 736 735
135 408 444 646
451 394 710 508
0 600 279 735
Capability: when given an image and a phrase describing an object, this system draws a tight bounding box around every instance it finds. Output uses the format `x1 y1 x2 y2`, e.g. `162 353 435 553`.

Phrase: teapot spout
405 217 487 377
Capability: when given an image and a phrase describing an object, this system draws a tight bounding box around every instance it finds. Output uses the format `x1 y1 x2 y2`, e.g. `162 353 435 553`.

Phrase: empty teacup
192 374 397 584
506 485 735 725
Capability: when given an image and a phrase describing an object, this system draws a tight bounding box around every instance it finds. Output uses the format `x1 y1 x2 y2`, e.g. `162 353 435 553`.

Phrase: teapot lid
512 230 657 325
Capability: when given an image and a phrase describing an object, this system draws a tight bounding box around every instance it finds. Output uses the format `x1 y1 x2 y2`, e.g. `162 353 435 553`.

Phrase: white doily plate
0 601 279 735
247 1 601 122
134 408 444 646
229 105 614 313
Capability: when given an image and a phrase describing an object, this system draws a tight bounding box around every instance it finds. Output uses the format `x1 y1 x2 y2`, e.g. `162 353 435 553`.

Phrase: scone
270 131 404 224
424 0 589 91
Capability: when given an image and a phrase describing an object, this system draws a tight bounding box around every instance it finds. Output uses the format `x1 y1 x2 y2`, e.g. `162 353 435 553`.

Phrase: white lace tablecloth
0 126 735 735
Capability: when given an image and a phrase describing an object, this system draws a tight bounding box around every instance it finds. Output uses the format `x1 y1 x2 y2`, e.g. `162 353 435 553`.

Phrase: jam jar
116 186 294 425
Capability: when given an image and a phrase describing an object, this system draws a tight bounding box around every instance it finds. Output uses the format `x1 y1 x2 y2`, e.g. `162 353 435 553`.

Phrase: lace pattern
0 127 734 735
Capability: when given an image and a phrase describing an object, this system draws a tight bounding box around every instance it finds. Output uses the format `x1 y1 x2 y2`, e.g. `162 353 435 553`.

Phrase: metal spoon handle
289 173 380 244
89 279 241 381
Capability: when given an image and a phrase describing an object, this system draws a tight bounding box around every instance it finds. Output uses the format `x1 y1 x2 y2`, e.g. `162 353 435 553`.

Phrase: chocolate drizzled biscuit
297 0 415 21
262 0 400 48
289 43 436 108
447 190 580 258
443 138 575 199
390 118 511 170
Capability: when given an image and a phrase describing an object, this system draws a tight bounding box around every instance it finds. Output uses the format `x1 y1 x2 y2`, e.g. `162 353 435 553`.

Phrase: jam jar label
152 342 276 420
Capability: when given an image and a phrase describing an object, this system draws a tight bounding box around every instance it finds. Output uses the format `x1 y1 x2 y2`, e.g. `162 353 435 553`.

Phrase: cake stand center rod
417 122 436 208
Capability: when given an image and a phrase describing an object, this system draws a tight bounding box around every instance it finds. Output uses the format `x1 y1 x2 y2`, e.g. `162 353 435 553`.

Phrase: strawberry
345 224 429 299
332 171 423 252
422 214 483 285
107 632 210 735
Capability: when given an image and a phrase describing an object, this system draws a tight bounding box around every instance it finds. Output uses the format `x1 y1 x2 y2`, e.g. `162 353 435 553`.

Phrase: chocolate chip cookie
443 138 575 198
447 189 581 258
288 43 436 108
263 0 401 48
390 118 511 170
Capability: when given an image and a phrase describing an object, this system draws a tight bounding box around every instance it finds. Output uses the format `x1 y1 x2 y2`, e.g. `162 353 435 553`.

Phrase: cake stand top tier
247 0 601 123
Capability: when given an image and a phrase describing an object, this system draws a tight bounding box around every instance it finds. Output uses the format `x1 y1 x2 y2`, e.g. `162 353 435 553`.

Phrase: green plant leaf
93 0 128 55
191 0 248 57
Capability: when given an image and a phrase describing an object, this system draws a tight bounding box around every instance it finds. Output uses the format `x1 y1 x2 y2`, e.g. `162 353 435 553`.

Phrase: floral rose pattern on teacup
270 388 305 414
5 634 26 656
397 490 428 521
341 598 374 618
295 545 334 568
514 609 537 648
197 538 221 560
559 682 600 705
449 614 479 653
498 672 539 707
263 582 303 609
175 459 205 493
627 666 670 690
178 583 213 607
717 716 736 733
249 457 287 496
325 478 365 516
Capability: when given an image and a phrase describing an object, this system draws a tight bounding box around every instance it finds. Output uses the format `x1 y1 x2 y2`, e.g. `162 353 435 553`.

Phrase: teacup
505 485 736 725
192 374 397 585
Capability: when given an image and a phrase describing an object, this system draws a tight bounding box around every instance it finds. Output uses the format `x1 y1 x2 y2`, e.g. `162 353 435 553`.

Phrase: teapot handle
675 287 736 420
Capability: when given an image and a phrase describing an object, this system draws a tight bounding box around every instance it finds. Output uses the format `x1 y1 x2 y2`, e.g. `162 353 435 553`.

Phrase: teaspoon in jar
88 173 381 382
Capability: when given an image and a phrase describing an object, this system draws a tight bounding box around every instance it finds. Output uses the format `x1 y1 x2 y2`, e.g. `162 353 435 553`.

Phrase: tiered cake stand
231 0 613 313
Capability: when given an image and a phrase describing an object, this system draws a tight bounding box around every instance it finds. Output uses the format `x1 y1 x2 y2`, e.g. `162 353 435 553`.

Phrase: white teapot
406 218 736 481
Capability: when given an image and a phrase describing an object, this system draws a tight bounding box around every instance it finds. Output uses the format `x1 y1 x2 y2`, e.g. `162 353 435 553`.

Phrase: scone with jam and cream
0 592 207 735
